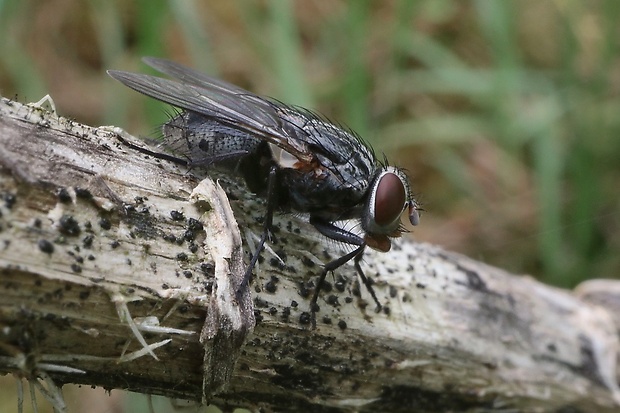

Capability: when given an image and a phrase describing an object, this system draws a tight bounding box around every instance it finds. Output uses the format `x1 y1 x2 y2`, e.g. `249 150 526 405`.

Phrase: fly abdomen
162 111 262 167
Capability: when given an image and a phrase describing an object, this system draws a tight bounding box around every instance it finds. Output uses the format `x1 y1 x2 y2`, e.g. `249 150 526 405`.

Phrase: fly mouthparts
409 202 420 226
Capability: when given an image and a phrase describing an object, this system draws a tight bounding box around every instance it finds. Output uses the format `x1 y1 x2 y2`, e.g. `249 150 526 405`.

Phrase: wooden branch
0 96 619 412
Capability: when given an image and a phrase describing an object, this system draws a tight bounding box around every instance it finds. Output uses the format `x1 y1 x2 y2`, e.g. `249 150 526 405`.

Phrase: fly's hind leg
237 166 278 296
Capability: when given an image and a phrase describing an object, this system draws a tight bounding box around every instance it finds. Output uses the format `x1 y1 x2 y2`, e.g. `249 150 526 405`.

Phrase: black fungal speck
201 262 215 276
326 295 339 306
383 306 391 315
269 307 277 316
170 210 184 221
389 285 398 298
87 255 95 261
264 276 278 293
281 307 290 322
163 233 177 243
176 252 188 261
183 270 193 279
57 188 72 203
79 291 90 300
416 283 426 289
338 320 347 330
344 297 353 304
188 243 198 253
290 300 298 308
254 298 269 308
269 257 284 269
186 218 203 232
82 235 94 248
98 218 111 230
322 316 332 325
71 263 82 273
33 218 42 228
110 240 120 249
183 229 195 242
298 282 310 298
299 312 311 325
58 215 80 236
75 256 84 264
74 187 92 200
38 239 54 254
162 283 170 290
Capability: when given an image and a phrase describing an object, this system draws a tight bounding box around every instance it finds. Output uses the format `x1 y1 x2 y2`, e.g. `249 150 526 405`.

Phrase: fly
108 57 420 326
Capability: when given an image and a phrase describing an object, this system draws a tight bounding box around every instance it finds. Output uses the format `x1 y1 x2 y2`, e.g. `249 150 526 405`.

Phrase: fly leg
309 218 382 327
116 135 190 166
237 165 278 296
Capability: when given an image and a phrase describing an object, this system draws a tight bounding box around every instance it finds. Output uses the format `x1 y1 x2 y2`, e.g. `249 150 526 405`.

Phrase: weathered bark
0 96 619 412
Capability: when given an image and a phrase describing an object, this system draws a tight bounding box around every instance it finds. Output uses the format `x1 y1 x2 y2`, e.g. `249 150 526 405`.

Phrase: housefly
108 57 420 325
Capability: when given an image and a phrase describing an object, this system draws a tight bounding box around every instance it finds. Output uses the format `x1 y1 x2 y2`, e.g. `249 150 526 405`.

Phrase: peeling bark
0 97 619 412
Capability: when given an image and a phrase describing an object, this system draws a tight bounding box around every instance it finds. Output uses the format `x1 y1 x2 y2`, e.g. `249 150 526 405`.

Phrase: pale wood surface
0 97 619 412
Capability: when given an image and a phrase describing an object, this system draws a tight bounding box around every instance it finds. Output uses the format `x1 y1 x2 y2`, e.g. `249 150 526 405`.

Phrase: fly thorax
161 112 190 145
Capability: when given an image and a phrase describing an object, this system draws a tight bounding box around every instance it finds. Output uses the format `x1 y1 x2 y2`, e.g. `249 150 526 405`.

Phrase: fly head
362 166 420 252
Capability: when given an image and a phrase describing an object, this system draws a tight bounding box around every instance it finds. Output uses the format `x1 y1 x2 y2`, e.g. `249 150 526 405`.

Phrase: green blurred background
1 0 619 411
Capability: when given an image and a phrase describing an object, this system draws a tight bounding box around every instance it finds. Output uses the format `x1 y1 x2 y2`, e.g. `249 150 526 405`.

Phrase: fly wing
142 57 249 95
107 67 313 163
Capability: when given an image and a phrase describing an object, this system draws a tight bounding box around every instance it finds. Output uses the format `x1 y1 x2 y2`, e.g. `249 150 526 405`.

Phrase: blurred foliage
1 0 620 409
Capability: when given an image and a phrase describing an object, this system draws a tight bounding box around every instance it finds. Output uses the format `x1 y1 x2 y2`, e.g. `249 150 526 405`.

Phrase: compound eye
374 173 406 228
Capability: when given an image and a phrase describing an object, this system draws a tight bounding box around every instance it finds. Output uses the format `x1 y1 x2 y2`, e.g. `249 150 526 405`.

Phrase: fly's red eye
374 173 406 227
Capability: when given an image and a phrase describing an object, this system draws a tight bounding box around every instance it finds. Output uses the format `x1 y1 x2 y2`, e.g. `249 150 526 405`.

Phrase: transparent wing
107 63 313 163
142 57 249 95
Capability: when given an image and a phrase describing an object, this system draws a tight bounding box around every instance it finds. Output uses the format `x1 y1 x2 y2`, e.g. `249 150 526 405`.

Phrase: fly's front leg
237 165 278 296
309 218 381 327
